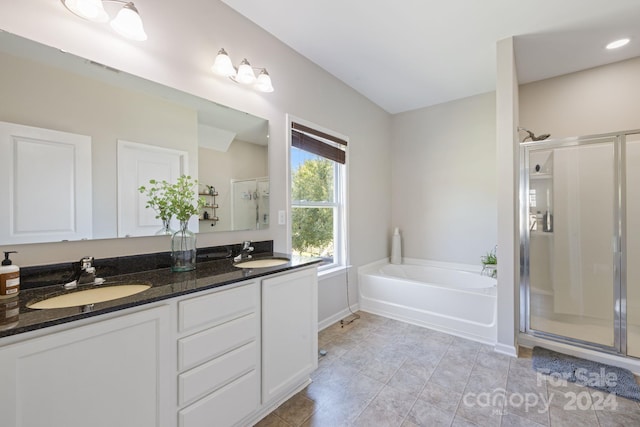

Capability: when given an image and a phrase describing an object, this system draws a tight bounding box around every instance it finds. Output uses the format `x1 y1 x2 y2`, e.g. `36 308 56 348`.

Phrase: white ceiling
221 0 640 114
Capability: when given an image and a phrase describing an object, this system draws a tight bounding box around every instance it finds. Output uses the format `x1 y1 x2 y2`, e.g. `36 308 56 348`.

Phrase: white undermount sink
27 284 151 310
233 258 290 269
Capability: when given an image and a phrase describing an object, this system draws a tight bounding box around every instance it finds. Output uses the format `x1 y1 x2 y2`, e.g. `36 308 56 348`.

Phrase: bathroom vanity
0 250 320 427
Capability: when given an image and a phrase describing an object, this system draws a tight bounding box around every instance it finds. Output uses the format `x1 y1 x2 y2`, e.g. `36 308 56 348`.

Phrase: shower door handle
612 235 623 353
612 236 622 281
612 236 620 253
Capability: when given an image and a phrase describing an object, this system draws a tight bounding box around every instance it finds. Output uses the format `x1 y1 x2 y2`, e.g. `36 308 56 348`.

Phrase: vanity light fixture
606 38 630 50
235 58 257 85
254 69 274 93
211 48 274 93
61 0 147 41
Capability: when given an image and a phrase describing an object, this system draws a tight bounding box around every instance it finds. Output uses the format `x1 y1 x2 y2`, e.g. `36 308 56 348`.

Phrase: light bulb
110 2 147 41
62 0 108 23
254 69 274 92
236 59 256 85
211 49 236 77
606 38 630 49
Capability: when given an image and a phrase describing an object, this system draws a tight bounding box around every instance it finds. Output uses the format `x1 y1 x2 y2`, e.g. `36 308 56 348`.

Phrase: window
289 120 347 270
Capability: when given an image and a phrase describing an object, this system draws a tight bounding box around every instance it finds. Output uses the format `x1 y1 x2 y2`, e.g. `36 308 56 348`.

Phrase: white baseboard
318 304 360 331
494 342 518 357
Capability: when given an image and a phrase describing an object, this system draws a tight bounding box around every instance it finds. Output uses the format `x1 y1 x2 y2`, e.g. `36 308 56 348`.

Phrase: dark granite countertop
0 251 321 339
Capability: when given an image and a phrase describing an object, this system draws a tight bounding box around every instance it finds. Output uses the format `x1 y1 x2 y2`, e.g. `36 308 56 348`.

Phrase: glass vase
155 218 174 236
171 221 196 272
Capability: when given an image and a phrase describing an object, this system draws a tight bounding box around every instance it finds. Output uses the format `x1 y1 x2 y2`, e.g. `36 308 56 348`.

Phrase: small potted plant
164 175 205 224
166 175 204 272
481 246 497 278
138 179 174 235
140 175 205 271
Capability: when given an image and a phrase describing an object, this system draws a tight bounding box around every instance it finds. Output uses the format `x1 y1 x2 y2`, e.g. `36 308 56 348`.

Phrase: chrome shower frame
519 129 640 356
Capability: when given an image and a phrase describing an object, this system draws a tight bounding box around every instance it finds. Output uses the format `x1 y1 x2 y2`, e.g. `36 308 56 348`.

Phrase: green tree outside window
291 158 335 258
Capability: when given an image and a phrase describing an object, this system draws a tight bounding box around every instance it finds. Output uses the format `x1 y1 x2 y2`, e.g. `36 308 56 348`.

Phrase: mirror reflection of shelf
199 187 219 226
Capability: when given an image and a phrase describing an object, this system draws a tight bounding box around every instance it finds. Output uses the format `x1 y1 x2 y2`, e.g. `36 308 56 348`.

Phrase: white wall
0 1 391 325
519 56 640 138
390 92 497 265
495 37 519 356
316 270 359 331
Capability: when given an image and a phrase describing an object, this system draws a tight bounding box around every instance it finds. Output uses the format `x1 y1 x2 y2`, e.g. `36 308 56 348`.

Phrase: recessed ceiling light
606 38 630 50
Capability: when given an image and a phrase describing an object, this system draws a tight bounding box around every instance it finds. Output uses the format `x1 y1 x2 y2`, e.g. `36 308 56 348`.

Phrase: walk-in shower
520 130 640 359
230 177 269 230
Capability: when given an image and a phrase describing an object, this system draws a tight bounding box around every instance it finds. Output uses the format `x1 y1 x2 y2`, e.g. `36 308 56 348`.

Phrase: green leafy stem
138 175 205 224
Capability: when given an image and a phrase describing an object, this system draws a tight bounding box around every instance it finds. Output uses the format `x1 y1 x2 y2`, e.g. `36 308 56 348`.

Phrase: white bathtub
358 260 497 344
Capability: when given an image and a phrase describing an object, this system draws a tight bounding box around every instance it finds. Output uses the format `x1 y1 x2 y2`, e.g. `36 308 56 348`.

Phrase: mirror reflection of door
117 140 188 237
230 178 268 231
0 121 92 244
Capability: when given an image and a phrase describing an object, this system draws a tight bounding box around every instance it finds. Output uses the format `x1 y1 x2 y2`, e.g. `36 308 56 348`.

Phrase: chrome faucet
64 256 98 289
233 241 254 262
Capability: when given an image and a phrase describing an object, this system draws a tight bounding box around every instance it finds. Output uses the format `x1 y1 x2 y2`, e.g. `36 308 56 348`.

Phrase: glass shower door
526 138 617 348
626 134 640 357
230 179 258 231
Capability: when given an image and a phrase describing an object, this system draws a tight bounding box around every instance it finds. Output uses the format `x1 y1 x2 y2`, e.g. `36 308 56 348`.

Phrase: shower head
518 127 550 142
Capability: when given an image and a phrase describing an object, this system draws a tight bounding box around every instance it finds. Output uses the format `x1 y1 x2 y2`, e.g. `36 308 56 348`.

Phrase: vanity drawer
178 312 256 371
178 369 259 427
178 340 256 406
178 281 257 333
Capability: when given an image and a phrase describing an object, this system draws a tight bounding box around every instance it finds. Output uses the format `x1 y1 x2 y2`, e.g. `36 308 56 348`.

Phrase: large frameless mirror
0 31 269 245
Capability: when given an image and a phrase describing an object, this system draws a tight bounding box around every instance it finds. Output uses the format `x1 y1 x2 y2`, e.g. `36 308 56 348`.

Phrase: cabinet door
0 305 171 427
262 267 318 403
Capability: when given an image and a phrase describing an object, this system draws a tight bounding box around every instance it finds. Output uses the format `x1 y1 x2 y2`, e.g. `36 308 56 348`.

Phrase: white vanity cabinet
176 280 261 427
0 305 172 427
174 267 318 426
0 264 319 427
262 267 318 404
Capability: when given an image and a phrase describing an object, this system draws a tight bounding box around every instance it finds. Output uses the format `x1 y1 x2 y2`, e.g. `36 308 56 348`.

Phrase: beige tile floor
255 311 640 427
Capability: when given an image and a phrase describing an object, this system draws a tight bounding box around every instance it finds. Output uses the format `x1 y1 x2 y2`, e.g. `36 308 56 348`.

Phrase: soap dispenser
0 251 20 299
